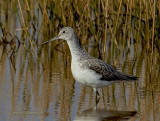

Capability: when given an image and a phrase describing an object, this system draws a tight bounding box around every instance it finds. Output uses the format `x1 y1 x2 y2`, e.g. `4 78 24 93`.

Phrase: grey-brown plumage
43 27 137 103
86 58 137 81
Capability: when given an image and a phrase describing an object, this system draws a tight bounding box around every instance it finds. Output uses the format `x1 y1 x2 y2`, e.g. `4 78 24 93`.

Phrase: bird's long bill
42 36 59 45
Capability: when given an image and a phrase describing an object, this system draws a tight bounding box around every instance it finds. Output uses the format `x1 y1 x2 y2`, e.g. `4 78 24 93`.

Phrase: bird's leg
96 90 100 104
94 88 100 107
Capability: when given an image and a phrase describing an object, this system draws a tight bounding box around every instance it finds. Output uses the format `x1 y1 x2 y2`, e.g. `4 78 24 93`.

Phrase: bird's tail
125 75 138 81
117 72 138 81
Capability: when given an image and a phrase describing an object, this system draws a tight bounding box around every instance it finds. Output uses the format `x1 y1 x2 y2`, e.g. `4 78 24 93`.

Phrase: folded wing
87 59 137 81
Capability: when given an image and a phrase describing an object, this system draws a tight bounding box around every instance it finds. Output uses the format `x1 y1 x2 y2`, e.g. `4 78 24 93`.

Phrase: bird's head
42 27 75 44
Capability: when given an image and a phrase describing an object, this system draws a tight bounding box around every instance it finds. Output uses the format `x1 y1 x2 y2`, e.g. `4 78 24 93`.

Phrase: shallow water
1 0 160 120
0 37 160 121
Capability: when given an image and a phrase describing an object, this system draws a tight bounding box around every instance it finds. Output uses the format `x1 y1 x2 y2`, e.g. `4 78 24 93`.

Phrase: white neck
66 37 89 61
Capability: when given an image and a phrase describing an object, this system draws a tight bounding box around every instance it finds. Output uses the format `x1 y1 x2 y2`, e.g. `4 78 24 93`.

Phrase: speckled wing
87 59 137 81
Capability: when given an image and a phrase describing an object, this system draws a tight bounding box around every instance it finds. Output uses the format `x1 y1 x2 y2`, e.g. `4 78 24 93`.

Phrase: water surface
0 0 160 121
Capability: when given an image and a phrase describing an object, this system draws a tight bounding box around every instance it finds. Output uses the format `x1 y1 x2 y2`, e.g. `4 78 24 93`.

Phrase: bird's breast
71 60 103 87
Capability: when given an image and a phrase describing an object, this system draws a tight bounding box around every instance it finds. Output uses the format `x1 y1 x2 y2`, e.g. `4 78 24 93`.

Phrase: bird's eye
63 31 66 33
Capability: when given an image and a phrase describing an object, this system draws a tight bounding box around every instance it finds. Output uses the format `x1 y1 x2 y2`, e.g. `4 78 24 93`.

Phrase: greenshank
43 27 137 102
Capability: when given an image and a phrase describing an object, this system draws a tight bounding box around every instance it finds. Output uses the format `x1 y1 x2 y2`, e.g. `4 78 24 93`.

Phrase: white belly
71 61 113 88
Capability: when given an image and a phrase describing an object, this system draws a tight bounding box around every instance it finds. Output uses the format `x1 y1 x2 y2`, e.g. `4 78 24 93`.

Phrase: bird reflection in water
74 109 137 121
